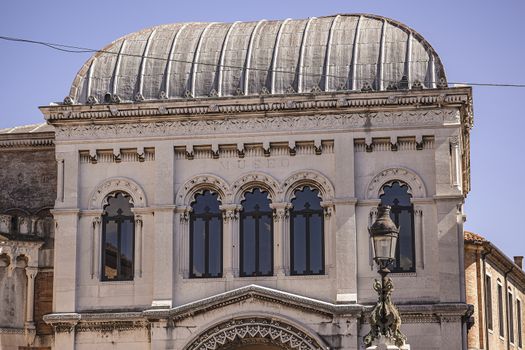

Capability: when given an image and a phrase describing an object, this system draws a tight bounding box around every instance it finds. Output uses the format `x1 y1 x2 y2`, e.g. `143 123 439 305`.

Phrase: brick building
465 231 525 350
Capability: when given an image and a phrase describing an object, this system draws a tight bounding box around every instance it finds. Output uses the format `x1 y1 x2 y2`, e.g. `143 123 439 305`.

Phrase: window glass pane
509 293 514 343
486 276 493 330
292 187 322 210
310 214 323 274
398 210 414 271
192 191 221 213
120 220 134 279
381 182 411 206
517 300 522 347
192 218 205 277
208 217 222 277
292 215 306 274
259 215 273 275
242 217 256 276
498 285 504 337
104 220 118 280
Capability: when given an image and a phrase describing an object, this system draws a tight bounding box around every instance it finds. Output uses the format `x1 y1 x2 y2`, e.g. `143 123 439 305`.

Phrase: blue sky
1 0 524 259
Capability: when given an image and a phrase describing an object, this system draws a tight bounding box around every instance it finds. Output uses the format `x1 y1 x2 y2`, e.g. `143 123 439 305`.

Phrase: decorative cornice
42 88 471 123
0 136 54 150
51 108 462 141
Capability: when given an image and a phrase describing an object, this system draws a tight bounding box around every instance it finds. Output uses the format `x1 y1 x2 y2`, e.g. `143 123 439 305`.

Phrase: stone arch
281 170 335 202
88 177 147 210
231 172 282 203
176 174 231 206
366 167 426 200
183 316 328 350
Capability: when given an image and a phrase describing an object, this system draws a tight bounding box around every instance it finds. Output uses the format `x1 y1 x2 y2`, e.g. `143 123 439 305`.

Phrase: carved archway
281 170 335 202
184 317 327 350
176 174 231 206
366 167 426 199
88 177 147 209
231 172 282 203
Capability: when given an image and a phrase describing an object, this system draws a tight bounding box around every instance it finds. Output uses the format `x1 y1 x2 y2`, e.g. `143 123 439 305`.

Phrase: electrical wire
1 34 524 88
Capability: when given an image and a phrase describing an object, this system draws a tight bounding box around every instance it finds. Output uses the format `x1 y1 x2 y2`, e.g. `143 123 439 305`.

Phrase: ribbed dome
69 14 446 104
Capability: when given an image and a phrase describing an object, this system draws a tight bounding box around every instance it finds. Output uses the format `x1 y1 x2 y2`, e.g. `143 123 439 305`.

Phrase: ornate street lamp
364 205 407 348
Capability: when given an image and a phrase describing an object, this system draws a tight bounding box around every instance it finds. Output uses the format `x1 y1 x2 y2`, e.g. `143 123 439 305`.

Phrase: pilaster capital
25 266 39 279
219 204 242 222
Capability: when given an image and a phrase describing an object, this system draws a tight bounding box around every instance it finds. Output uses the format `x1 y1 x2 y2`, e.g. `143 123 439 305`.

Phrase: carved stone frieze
184 317 326 350
53 109 461 141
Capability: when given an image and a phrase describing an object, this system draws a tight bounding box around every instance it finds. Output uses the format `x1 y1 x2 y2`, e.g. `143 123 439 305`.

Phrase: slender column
176 206 191 278
450 136 462 191
414 207 424 269
220 204 241 279
369 207 379 270
321 201 335 273
91 216 101 279
25 266 38 324
56 157 64 203
270 202 290 276
135 215 143 278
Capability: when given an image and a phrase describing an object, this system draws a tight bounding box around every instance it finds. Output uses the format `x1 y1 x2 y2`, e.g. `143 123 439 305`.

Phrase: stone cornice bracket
320 201 335 217
43 313 81 333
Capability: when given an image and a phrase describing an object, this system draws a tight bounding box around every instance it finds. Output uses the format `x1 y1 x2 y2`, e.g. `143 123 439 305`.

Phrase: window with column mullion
240 188 273 277
189 190 223 278
290 187 325 276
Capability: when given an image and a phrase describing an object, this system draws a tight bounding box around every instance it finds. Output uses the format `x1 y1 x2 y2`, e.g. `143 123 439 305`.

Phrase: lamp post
364 205 407 349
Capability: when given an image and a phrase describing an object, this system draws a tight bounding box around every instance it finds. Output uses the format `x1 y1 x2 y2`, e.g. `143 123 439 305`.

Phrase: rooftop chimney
514 256 523 269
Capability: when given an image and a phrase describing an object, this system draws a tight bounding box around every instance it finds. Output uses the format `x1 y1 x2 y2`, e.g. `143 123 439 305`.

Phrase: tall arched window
102 192 134 281
240 188 273 277
290 187 324 275
380 181 415 272
190 190 222 278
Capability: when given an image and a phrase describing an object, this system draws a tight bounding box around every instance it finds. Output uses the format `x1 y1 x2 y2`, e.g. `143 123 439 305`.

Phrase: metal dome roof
68 14 446 104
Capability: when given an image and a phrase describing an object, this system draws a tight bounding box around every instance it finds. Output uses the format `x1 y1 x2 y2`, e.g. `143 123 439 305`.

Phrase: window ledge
99 280 135 285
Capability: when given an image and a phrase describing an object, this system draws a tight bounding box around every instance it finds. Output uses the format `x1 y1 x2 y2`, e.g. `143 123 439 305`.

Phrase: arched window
190 190 222 278
102 192 134 281
380 181 415 273
240 188 273 277
290 187 324 275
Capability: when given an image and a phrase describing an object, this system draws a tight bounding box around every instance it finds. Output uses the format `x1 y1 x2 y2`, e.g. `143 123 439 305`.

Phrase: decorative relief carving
231 172 281 202
176 174 231 206
184 317 325 350
366 167 426 199
220 204 242 222
89 177 147 209
282 170 335 201
54 109 461 141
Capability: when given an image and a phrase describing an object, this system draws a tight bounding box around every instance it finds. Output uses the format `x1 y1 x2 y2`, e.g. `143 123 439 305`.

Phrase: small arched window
190 190 223 278
240 188 273 277
102 192 134 281
290 187 324 275
380 181 415 273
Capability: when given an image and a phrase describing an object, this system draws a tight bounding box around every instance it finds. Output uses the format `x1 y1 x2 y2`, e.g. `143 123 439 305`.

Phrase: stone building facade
0 14 475 350
465 231 525 350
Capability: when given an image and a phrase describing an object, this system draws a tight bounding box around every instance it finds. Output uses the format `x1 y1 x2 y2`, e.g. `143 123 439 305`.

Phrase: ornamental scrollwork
184 317 326 350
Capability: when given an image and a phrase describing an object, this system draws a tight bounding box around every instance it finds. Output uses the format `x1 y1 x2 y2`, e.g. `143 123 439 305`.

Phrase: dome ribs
322 15 340 92
217 21 239 97
296 17 315 93
270 18 291 94
190 22 216 98
350 15 362 90
242 19 266 96
69 14 447 103
137 29 157 99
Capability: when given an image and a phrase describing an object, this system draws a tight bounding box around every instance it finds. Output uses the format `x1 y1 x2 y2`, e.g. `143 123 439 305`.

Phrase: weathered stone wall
0 149 56 213
0 267 27 328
